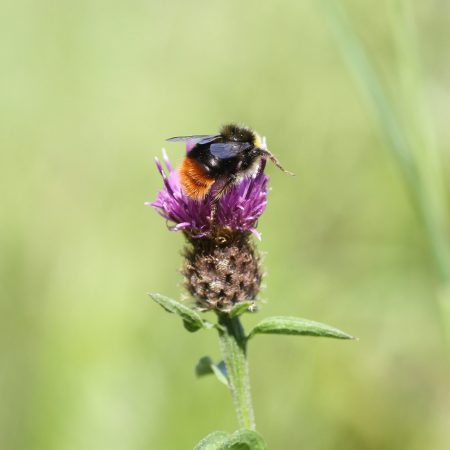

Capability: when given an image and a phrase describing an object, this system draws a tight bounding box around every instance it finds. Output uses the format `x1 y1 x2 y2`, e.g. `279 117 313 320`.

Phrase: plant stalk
217 314 255 430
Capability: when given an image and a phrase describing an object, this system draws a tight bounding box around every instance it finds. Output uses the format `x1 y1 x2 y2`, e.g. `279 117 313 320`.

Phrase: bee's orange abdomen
179 157 215 200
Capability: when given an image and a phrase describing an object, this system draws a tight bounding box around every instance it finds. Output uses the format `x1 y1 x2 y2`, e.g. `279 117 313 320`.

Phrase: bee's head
221 124 256 144
221 124 294 176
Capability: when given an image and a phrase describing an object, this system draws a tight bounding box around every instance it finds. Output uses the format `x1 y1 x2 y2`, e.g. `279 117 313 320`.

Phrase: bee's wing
166 134 221 145
210 142 251 159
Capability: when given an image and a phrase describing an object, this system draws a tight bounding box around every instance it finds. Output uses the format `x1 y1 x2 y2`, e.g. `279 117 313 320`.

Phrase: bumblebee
167 124 293 206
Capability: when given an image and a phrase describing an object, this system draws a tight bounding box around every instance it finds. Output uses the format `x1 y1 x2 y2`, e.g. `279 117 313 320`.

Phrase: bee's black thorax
187 124 260 179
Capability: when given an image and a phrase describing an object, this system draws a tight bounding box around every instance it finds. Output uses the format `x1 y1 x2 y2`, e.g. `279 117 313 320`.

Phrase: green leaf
214 361 228 384
220 429 267 450
193 429 267 450
195 356 215 377
193 431 230 450
229 301 257 318
248 316 355 340
149 293 211 332
195 356 228 386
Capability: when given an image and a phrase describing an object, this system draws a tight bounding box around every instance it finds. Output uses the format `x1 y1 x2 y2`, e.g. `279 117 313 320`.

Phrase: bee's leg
258 148 294 176
210 198 219 224
208 176 237 226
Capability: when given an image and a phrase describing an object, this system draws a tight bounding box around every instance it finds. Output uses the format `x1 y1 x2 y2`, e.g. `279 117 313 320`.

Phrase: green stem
217 314 255 430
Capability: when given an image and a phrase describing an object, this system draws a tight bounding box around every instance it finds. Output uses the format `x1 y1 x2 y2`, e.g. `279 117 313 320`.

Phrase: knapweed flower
147 149 270 312
149 150 269 239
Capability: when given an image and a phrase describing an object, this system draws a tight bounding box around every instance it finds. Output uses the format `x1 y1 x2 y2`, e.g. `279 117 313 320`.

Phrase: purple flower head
147 149 269 239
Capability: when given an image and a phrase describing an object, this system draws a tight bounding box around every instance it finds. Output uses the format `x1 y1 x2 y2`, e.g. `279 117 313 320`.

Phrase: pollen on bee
253 132 263 149
179 158 215 200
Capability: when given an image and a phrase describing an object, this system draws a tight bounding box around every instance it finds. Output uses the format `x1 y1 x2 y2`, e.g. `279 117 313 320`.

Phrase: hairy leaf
194 429 267 450
194 431 230 450
195 356 228 386
248 316 355 340
229 301 257 318
220 429 267 450
149 293 211 332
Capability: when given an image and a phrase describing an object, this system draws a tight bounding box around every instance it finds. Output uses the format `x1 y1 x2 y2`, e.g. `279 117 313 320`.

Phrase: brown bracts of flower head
182 231 262 312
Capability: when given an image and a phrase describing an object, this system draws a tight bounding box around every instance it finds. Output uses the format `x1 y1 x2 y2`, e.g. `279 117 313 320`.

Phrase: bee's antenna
259 148 294 176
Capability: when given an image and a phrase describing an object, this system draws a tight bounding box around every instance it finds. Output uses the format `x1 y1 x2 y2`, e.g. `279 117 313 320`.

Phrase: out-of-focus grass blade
319 0 416 179
388 0 450 274
319 0 450 282
320 0 450 352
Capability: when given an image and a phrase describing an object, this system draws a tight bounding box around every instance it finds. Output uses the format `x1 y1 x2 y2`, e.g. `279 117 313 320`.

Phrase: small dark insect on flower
147 124 291 312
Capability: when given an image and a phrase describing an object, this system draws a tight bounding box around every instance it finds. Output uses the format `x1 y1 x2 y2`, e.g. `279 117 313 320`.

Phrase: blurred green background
1 0 450 449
